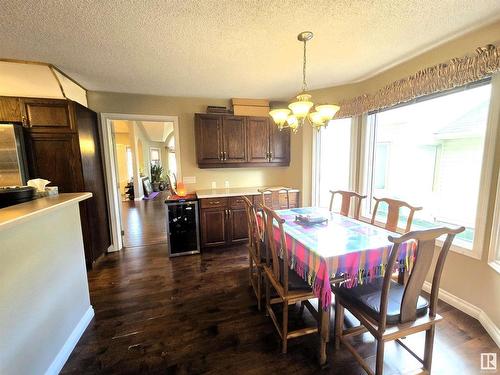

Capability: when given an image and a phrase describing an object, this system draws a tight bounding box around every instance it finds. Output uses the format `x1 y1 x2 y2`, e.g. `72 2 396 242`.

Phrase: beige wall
88 93 302 195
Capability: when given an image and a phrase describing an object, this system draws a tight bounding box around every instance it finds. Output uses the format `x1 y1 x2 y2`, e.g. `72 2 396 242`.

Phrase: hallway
121 192 169 248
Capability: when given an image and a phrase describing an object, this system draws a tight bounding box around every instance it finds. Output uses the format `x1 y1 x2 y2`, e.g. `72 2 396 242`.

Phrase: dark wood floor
62 201 498 374
121 192 169 248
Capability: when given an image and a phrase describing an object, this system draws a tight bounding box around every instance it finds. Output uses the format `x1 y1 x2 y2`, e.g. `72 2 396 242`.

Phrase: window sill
488 260 500 275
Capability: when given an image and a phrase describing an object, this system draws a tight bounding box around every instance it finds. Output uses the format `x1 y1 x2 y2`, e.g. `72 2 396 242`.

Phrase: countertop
0 192 92 230
196 186 299 199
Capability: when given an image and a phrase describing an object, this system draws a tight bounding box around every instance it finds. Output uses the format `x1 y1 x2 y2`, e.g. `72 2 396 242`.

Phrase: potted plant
150 164 163 192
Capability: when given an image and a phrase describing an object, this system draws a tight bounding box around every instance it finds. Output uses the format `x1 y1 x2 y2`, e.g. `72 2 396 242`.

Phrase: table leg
318 300 330 366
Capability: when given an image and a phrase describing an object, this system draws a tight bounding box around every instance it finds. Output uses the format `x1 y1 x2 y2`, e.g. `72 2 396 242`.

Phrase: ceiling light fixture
269 31 340 132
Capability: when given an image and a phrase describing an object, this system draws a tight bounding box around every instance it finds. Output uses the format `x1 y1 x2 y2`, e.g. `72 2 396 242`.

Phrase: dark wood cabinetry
21 98 111 268
199 192 299 249
195 114 290 168
0 97 22 122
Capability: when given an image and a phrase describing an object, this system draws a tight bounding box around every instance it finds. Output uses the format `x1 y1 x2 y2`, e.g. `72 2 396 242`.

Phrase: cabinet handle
269 152 273 160
219 151 223 161
224 151 227 161
209 200 220 205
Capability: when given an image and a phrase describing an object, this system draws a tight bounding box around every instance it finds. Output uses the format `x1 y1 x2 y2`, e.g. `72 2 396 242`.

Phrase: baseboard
44 306 94 375
423 281 499 347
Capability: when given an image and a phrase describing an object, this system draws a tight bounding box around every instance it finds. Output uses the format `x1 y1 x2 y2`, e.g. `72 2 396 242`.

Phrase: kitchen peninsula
0 193 94 375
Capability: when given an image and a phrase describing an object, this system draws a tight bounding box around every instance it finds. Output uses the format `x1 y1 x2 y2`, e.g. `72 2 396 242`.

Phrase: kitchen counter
196 186 299 199
0 192 92 230
0 192 94 375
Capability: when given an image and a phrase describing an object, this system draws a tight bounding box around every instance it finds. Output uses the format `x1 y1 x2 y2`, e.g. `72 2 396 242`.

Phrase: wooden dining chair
261 205 319 353
371 197 423 233
333 226 465 375
329 190 367 220
242 196 264 311
258 187 292 210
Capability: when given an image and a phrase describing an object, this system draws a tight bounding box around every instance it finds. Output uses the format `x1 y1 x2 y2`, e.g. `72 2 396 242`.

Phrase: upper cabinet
21 98 75 132
195 114 290 168
0 97 22 122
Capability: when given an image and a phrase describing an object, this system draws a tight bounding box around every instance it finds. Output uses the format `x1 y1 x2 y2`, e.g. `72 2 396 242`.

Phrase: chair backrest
261 205 290 294
329 190 367 219
242 196 262 260
371 197 423 232
258 187 292 210
377 226 465 331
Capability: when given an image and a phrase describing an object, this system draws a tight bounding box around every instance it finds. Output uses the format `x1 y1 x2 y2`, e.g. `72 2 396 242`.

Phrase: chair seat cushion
279 261 311 291
334 278 429 324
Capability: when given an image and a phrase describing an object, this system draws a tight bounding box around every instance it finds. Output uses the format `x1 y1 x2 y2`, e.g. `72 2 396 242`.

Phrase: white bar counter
0 193 94 375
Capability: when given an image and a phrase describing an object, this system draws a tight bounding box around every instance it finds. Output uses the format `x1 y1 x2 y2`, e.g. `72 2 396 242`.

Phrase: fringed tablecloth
267 207 417 310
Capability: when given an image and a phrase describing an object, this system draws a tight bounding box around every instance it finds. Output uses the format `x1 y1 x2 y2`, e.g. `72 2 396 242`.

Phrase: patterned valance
335 44 500 118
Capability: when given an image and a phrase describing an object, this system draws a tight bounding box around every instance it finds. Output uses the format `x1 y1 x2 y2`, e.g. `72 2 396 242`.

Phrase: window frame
359 76 499 259
488 173 500 274
149 146 161 166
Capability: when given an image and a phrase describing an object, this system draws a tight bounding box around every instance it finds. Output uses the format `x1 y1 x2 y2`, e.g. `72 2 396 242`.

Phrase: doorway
101 113 181 251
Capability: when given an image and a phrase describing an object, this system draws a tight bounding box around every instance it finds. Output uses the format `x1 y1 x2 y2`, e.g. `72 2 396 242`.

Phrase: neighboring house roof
434 101 488 139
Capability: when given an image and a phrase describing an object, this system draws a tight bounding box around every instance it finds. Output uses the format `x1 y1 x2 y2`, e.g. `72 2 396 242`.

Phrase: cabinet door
228 207 249 244
0 97 22 122
25 132 83 193
270 125 290 164
246 117 270 163
200 208 227 247
21 98 75 132
221 116 246 163
195 114 222 165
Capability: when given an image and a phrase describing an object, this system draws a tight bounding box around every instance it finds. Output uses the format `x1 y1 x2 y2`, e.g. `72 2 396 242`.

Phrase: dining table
268 207 417 366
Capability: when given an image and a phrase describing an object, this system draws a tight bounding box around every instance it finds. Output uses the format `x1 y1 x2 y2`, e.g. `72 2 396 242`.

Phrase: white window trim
488 173 500 274
149 146 161 166
359 75 500 259
311 117 357 207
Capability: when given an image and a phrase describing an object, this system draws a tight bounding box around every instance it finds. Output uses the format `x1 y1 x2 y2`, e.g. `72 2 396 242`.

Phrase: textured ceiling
1 1 499 100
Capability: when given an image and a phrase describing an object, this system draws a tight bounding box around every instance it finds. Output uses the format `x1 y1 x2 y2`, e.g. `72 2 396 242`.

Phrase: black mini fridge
165 195 200 257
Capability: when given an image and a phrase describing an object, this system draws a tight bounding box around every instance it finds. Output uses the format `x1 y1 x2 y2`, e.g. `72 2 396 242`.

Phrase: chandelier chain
302 40 308 92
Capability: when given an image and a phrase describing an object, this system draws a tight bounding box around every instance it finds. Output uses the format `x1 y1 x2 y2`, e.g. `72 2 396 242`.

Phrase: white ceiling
1 1 499 100
140 121 174 143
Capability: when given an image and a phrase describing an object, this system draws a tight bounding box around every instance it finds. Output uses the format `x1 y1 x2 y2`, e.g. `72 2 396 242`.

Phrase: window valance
336 44 500 118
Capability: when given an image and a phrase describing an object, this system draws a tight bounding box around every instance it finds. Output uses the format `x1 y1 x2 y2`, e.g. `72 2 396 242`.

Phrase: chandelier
269 31 340 132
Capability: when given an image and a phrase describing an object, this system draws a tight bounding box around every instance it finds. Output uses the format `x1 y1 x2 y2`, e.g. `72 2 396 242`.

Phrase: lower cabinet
199 192 300 249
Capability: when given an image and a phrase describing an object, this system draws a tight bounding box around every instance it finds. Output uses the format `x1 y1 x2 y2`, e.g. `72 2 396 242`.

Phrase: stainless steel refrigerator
0 123 29 187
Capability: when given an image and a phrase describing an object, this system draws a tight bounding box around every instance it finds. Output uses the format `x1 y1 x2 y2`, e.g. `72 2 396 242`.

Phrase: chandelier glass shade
269 31 340 132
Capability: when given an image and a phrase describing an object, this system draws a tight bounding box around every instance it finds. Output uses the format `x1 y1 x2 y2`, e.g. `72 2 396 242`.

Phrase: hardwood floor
121 192 169 248
62 242 498 374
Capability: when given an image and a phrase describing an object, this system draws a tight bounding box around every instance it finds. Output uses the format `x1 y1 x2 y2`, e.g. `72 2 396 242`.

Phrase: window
125 146 133 180
489 174 500 274
362 82 492 248
167 136 177 177
150 147 161 166
314 118 353 208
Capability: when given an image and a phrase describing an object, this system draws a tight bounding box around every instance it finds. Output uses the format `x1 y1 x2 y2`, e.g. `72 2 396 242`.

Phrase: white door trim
99 112 180 252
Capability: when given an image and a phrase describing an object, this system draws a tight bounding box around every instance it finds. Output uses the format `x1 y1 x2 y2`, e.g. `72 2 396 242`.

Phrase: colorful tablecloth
267 207 416 310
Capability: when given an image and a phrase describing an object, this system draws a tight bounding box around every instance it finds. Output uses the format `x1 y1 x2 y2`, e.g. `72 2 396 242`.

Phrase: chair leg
248 255 253 287
257 267 262 311
282 301 289 354
375 340 385 375
423 326 435 372
265 274 270 317
334 301 344 349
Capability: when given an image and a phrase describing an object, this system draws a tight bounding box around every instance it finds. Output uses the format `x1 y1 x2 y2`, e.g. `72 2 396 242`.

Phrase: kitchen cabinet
23 99 111 268
0 96 22 122
195 114 290 168
21 98 75 132
198 191 300 249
